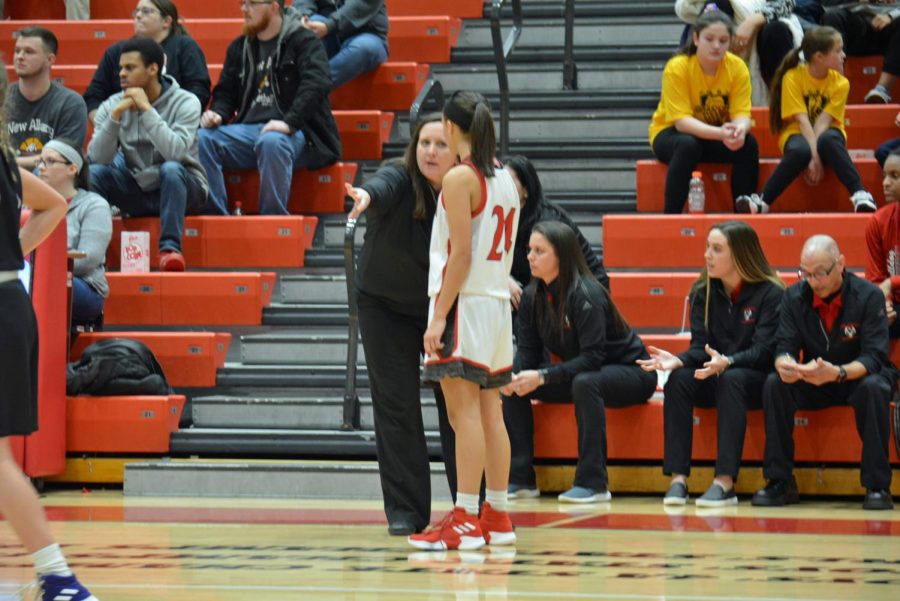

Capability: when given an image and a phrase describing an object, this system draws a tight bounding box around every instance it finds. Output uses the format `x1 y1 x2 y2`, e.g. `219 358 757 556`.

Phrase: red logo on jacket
841 322 859 342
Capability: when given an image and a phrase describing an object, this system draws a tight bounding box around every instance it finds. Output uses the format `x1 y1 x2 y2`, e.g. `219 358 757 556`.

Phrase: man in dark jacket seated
752 235 896 511
198 0 342 215
294 0 389 89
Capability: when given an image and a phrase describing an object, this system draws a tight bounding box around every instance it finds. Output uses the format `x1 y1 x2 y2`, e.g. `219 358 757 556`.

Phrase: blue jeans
71 277 104 326
90 161 208 253
311 15 388 89
198 124 309 215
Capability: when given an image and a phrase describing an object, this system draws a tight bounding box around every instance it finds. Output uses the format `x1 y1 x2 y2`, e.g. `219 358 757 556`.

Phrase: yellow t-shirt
648 52 752 145
778 64 849 152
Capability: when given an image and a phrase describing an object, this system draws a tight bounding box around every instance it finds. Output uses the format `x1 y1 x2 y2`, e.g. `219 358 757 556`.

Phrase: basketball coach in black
752 235 896 510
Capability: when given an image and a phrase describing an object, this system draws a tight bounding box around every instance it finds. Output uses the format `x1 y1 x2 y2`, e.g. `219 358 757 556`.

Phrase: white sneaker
865 85 892 104
734 193 768 214
850 190 877 213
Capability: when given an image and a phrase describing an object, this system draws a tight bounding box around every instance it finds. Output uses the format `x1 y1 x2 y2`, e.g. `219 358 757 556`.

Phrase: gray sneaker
558 486 611 503
663 481 689 506
850 190 877 213
865 85 892 104
508 483 540 499
695 483 738 508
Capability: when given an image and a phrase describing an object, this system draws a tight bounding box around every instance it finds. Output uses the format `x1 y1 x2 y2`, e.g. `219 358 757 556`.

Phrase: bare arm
433 168 475 320
674 116 727 141
423 166 478 355
812 110 834 139
18 169 67 255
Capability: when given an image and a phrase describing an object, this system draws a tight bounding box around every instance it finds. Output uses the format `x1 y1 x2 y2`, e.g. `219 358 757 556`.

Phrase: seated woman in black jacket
638 220 784 507
504 155 608 310
501 221 657 503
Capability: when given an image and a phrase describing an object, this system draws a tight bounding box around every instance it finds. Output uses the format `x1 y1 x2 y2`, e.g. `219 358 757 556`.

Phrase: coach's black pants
652 127 759 214
762 372 894 490
663 367 765 479
503 365 657 491
357 292 456 531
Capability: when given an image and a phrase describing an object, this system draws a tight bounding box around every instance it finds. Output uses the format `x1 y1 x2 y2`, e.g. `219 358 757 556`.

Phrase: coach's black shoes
751 477 799 507
388 521 418 536
863 489 894 510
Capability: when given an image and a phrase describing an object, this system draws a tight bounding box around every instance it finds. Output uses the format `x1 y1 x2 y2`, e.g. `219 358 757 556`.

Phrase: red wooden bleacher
104 271 275 326
66 394 185 453
603 214 868 268
73 0 484 19
330 62 429 111
750 105 899 158
609 271 808 328
0 16 461 65
636 158 885 213
107 215 318 269
70 332 230 387
534 402 900 465
224 161 357 214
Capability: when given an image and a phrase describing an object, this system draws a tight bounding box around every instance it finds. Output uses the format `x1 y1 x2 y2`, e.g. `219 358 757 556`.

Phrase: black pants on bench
663 367 766 480
762 371 894 490
502 365 656 491
652 126 759 214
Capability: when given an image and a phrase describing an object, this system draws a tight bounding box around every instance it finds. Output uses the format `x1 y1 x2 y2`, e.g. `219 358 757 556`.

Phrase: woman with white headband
38 139 112 327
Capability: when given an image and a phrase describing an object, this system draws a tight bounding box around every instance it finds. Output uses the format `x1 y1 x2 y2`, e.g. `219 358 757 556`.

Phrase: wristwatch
537 369 547 386
836 365 848 385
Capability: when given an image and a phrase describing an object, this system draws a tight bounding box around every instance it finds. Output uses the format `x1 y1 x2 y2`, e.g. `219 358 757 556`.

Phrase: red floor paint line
39 505 900 536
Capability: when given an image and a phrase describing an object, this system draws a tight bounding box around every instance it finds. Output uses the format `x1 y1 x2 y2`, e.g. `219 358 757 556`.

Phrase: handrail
409 75 445 137
562 0 577 90
341 216 361 431
490 0 523 156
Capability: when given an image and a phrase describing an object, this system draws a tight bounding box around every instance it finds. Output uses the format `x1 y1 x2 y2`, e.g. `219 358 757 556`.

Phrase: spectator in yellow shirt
649 11 759 214
741 27 877 214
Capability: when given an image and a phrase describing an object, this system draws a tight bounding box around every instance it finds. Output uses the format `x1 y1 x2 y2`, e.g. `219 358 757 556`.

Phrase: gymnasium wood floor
0 491 897 601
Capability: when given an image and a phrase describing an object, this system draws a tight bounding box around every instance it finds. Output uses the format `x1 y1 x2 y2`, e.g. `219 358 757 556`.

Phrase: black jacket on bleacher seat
83 34 211 113
775 272 896 378
678 279 784 370
515 277 648 385
294 0 389 45
356 162 436 318
209 15 341 171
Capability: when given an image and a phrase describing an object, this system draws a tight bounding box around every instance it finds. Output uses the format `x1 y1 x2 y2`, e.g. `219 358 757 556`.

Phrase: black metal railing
562 0 577 90
341 216 361 430
409 76 445 137
490 0 523 156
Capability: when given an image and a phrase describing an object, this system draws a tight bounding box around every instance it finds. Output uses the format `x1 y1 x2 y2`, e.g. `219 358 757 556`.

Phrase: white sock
32 543 72 578
485 489 508 512
455 493 480 516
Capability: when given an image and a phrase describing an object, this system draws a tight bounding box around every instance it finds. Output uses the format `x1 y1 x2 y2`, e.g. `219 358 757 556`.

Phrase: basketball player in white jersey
409 90 520 551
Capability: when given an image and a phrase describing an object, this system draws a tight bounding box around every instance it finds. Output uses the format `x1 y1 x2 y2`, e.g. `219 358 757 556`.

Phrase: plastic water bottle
233 201 243 216
688 171 705 213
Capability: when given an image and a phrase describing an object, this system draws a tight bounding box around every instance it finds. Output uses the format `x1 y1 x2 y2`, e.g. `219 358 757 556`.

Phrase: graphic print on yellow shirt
778 64 848 152
698 91 730 127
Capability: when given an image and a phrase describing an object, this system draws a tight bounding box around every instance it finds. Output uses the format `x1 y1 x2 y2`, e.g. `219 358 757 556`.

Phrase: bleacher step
124 459 451 500
240 331 361 365
168 428 441 457
433 62 663 93
279 274 348 304
459 17 681 48
489 0 676 19
216 363 368 388
263 303 351 327
192 390 438 431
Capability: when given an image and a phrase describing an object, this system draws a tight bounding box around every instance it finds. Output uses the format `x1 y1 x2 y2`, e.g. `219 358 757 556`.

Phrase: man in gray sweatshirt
88 37 208 272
